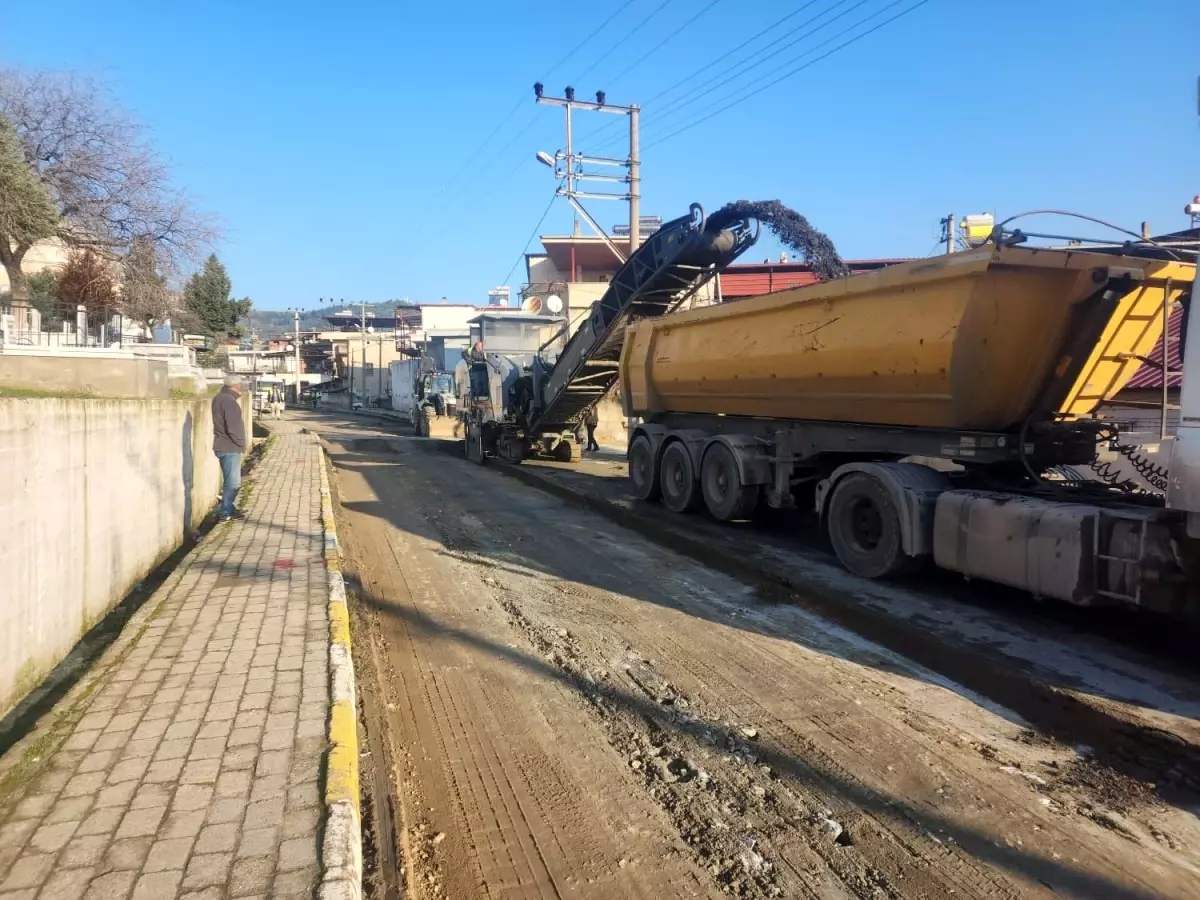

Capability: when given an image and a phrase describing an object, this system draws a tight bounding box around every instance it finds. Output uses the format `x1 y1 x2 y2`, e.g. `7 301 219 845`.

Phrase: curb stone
318 445 363 900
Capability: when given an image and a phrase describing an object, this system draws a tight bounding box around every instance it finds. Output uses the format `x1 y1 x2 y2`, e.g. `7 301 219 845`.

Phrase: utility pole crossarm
533 86 643 257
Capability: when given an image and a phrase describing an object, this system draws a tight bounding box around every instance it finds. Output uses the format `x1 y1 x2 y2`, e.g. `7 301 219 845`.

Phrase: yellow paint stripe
325 699 360 809
329 600 351 649
319 444 361 817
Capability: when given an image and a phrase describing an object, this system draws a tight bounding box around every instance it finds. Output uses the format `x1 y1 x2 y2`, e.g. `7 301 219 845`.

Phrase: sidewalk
0 422 341 900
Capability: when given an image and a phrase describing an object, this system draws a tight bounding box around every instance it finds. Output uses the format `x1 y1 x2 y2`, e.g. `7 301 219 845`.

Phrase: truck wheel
659 442 701 513
628 435 660 501
701 443 759 521
552 439 578 463
826 473 911 579
419 406 434 437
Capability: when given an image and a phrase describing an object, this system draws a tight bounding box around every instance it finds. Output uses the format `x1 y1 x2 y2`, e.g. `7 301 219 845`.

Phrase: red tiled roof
1126 305 1183 389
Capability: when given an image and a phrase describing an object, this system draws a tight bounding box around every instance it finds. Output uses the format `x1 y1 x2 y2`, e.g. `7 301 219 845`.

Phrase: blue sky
3 0 1198 310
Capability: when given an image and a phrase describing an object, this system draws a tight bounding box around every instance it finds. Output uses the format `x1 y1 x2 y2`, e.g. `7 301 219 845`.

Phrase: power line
633 0 870 139
602 0 725 88
426 1 637 205
500 184 564 287
643 0 932 151
584 0 832 147
542 0 638 83
593 0 872 154
571 0 677 86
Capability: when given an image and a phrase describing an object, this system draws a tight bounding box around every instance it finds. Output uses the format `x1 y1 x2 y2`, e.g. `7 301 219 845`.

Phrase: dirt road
309 412 1200 900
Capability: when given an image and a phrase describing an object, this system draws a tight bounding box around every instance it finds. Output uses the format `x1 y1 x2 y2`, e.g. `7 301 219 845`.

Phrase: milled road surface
305 411 1200 900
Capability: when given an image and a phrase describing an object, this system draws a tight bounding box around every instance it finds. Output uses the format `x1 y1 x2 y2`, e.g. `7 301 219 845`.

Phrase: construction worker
583 405 600 452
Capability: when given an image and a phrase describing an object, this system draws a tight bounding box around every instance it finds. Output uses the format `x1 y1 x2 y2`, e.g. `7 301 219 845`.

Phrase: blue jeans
216 451 243 517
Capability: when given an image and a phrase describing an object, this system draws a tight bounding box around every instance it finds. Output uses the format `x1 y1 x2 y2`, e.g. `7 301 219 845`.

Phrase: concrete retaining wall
0 351 169 399
0 394 250 717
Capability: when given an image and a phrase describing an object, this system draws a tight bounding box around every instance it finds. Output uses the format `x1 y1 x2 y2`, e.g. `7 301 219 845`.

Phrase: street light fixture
535 151 555 168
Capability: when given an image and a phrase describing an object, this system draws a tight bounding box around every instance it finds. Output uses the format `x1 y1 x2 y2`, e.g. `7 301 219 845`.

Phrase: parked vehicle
390 358 458 436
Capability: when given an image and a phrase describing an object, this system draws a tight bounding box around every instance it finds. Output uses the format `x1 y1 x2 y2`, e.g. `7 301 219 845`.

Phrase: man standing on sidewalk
213 375 247 521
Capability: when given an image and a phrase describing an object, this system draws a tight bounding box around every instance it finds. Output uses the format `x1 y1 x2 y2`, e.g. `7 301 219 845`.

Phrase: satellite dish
522 296 544 314
546 294 564 314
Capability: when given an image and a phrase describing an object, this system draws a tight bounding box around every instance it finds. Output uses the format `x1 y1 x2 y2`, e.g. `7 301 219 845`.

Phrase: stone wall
0 350 169 399
0 394 250 716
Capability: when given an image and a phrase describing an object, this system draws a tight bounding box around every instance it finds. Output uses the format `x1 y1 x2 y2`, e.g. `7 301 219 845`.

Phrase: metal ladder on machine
528 203 758 438
1057 274 1186 419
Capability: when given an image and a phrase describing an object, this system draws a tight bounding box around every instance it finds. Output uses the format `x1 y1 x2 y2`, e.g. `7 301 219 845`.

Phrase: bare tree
0 69 217 307
120 236 177 334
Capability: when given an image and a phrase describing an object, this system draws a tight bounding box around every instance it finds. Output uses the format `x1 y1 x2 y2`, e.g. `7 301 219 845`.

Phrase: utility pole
361 301 368 405
942 213 956 254
289 309 302 404
629 104 640 252
533 85 641 261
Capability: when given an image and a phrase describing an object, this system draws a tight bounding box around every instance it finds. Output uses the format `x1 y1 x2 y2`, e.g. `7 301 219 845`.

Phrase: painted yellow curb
317 443 362 900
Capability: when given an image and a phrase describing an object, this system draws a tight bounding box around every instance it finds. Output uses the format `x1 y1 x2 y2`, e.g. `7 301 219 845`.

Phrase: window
364 362 375 374
482 319 551 354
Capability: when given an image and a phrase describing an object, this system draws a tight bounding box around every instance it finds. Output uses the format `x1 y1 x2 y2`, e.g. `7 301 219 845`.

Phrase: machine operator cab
462 311 562 420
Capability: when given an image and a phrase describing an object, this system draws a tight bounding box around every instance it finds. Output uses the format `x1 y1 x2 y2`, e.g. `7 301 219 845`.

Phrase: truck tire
419 406 434 437
628 434 660 501
826 473 912 579
659 442 701 513
701 442 759 521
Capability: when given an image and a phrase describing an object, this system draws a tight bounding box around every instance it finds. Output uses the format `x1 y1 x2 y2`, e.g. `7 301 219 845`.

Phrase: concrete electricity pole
533 85 642 261
629 104 640 252
292 309 302 403
943 213 956 254
360 301 369 406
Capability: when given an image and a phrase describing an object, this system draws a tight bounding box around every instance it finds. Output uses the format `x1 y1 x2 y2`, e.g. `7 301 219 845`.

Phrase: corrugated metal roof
719 259 910 299
1126 305 1183 389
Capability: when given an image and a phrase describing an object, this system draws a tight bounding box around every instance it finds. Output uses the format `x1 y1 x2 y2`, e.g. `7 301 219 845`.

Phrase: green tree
26 268 61 325
182 254 251 338
0 112 57 307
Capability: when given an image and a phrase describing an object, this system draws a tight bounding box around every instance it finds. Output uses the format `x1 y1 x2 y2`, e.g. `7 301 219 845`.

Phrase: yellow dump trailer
621 245 1192 431
622 243 1198 617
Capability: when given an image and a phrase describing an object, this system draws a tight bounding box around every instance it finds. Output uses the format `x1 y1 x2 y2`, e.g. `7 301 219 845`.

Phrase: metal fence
1 303 132 349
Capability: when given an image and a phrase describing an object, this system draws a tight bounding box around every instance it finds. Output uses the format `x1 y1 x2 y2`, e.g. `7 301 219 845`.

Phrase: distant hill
247 303 399 336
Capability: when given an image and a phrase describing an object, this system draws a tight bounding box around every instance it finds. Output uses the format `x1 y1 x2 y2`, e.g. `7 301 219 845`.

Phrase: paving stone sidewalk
0 423 330 900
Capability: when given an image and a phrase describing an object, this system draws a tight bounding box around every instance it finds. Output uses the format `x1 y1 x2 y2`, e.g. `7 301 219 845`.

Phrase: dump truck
465 202 1199 616
622 239 1198 617
390 358 459 437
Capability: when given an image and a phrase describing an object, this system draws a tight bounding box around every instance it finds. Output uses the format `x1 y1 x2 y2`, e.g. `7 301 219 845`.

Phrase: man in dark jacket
212 375 247 521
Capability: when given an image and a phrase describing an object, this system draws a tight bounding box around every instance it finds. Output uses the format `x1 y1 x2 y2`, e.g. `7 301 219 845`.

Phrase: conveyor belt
528 203 757 435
